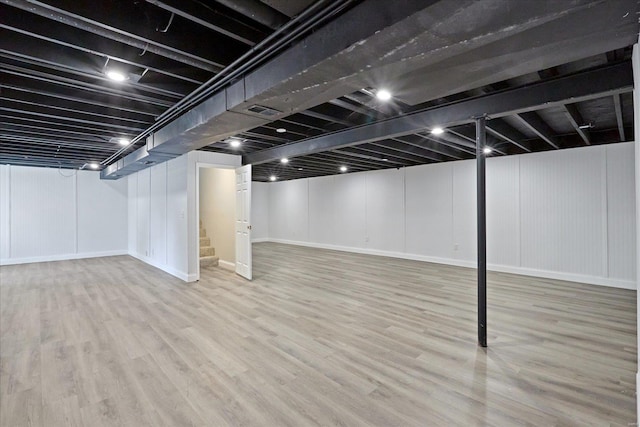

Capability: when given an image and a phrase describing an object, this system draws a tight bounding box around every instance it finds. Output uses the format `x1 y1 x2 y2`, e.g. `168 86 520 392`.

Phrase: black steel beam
613 94 626 142
476 117 487 348
243 61 633 165
563 104 590 145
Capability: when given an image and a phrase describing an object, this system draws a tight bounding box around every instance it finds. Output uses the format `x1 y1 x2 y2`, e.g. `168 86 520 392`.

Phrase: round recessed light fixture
339 165 348 173
276 128 287 133
483 147 493 154
269 175 277 181
298 168 304 171
376 89 392 101
117 138 130 146
88 162 99 169
229 138 242 148
280 158 289 164
106 70 127 82
382 158 389 162
431 127 444 135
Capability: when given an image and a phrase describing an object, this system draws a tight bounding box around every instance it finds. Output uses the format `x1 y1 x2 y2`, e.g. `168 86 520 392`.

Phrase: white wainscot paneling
10 167 77 258
405 162 453 258
452 160 476 262
333 172 366 249
136 168 150 258
606 142 635 281
149 163 168 264
520 146 606 277
309 176 337 245
365 168 405 252
77 170 127 254
486 156 520 267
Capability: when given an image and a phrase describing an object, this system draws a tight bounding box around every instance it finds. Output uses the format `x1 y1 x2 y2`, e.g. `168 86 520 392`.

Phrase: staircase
199 220 219 269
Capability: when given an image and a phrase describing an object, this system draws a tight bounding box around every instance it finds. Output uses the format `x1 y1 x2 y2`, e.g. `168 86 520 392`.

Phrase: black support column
476 117 487 347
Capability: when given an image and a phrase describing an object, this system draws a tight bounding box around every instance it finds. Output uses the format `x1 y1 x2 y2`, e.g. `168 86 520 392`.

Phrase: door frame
195 162 237 281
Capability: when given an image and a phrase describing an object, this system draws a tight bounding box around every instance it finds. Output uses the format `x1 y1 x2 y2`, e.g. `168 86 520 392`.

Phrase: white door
235 164 252 280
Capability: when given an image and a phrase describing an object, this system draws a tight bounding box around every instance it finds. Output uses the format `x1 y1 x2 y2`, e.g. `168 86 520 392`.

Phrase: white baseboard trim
218 260 236 271
128 252 194 282
252 238 270 243
1 250 128 266
265 239 636 290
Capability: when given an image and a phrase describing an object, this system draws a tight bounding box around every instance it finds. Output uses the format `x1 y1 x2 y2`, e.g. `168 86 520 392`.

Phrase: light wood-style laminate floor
0 242 636 426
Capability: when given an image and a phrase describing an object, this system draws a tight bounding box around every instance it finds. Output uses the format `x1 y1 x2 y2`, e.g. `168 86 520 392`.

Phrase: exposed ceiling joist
514 112 560 149
243 61 632 165
613 94 626 142
563 103 591 145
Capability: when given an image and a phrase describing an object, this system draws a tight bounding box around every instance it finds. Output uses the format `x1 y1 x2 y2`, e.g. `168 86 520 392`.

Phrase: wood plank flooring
0 242 636 426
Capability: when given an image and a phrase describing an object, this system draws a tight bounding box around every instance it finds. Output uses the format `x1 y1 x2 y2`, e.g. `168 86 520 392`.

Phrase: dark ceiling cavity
0 0 638 182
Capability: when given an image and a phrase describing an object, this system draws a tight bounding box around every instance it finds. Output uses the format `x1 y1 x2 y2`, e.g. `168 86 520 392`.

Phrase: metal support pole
476 116 487 347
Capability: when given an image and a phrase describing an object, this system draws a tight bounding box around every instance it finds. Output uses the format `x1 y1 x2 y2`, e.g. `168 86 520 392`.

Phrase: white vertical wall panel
452 161 476 262
486 156 520 267
149 163 168 264
128 175 137 255
77 170 127 253
520 146 605 277
333 172 366 249
365 169 405 252
269 179 309 242
309 176 337 244
0 165 10 260
405 162 453 258
10 167 76 258
136 168 150 258
166 155 188 276
251 182 269 240
606 143 636 281
265 144 635 288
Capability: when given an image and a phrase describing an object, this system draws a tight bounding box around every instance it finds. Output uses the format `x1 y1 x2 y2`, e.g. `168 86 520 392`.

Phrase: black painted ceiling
1 0 637 181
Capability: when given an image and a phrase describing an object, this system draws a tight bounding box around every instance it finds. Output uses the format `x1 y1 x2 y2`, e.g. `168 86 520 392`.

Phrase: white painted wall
199 168 236 265
266 143 636 289
251 181 269 241
0 165 127 265
127 151 240 281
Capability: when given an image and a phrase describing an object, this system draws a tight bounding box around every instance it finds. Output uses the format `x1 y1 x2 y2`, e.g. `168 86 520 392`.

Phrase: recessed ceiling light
118 138 130 146
431 127 444 135
229 138 241 148
269 175 277 181
297 168 304 171
276 128 287 133
483 147 493 154
280 158 289 164
89 162 99 169
382 158 388 162
376 89 392 101
106 70 127 82
339 165 348 172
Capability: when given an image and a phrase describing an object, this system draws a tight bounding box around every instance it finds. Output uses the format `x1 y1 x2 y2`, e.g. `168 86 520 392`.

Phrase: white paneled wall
127 151 240 281
266 143 636 289
251 182 269 241
128 156 189 280
0 165 127 264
